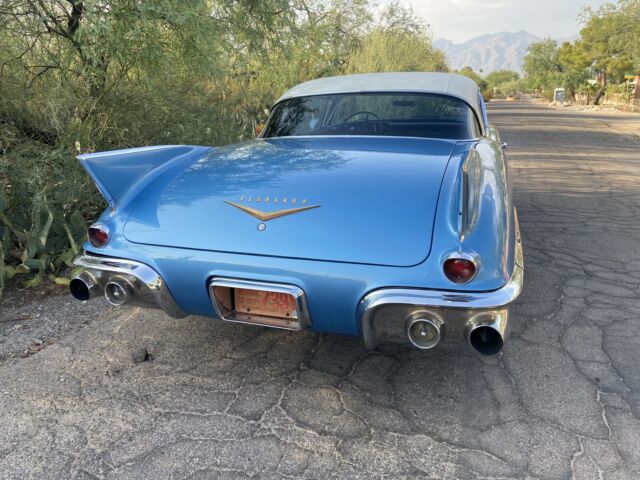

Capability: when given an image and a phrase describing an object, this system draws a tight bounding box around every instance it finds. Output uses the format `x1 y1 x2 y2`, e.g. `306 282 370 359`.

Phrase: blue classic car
70 72 523 355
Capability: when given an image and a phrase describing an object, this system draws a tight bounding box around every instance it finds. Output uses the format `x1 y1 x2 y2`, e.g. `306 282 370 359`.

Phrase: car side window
265 97 329 137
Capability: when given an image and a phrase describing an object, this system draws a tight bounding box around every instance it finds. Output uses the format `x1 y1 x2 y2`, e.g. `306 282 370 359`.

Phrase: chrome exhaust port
406 312 444 350
69 271 101 301
466 314 508 356
104 279 134 306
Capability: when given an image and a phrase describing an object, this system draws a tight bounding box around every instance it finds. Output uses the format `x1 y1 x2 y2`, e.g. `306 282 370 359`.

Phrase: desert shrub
496 79 529 96
0 137 95 293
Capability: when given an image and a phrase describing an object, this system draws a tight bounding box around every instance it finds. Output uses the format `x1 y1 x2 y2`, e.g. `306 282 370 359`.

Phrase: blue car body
70 73 523 355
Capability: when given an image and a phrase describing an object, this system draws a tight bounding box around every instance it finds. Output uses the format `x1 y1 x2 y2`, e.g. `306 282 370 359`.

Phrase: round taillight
88 224 109 248
443 257 476 283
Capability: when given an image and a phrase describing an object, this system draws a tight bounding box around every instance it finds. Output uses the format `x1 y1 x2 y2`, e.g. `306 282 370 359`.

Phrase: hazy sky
396 0 610 43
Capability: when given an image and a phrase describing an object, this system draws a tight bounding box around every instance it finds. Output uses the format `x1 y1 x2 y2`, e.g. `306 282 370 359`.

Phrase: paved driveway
1 100 640 479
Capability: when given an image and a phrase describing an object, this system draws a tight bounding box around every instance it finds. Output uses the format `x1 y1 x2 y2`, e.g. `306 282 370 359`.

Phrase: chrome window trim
264 90 485 139
208 277 311 331
259 134 482 142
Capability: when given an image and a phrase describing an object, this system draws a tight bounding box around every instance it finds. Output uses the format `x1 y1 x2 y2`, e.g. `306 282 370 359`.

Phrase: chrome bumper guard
71 254 186 318
358 224 524 353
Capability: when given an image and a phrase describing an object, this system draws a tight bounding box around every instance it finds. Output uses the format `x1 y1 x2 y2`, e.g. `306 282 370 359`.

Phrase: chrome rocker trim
208 278 311 331
71 253 187 318
358 220 524 353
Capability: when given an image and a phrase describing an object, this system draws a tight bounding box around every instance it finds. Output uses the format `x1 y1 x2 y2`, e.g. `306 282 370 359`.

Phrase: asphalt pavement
1 99 639 479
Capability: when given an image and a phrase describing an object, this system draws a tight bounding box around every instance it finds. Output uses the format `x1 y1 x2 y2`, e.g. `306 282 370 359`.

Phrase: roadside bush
496 79 529 96
605 82 634 101
0 138 96 294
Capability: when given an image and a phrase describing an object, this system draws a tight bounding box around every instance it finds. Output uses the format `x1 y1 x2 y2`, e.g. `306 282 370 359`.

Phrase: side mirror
255 123 265 136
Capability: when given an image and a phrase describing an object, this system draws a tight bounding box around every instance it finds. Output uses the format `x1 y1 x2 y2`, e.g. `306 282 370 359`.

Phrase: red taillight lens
443 258 476 283
88 225 109 248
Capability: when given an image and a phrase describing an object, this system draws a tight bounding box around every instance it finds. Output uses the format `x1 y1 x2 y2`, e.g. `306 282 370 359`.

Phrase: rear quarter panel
430 138 515 285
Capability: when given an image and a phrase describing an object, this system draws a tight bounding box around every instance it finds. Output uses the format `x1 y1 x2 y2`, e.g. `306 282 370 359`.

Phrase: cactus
0 187 86 294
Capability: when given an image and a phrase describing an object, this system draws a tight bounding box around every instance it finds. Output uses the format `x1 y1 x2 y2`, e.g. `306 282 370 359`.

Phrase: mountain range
434 31 542 74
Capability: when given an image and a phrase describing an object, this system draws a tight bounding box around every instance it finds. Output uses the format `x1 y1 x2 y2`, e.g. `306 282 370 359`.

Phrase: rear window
263 92 481 140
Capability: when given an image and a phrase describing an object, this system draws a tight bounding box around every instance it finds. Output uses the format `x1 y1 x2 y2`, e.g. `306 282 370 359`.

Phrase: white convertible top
277 72 484 126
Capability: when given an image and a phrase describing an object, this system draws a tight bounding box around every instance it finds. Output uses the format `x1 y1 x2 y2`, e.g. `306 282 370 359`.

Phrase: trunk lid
124 137 456 267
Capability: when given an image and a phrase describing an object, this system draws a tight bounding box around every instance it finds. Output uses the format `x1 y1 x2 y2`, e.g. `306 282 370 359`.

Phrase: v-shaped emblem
225 200 320 222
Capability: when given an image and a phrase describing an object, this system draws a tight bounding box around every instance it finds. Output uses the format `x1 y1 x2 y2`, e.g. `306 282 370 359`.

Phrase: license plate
210 281 308 331
233 288 298 319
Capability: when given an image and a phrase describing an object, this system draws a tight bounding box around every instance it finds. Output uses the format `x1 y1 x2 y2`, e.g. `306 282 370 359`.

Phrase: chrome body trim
88 223 110 248
208 278 311 331
358 214 523 350
77 145 181 160
72 253 186 318
456 148 483 242
441 250 480 284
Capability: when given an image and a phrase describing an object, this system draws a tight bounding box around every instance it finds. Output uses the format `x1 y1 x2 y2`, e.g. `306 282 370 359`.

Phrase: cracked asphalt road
1 99 640 479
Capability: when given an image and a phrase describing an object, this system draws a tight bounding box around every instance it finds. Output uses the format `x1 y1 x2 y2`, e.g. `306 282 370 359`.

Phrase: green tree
523 2 639 104
523 39 565 95
580 1 637 104
346 3 447 74
241 0 374 118
619 0 640 65
347 29 447 74
557 41 593 100
485 70 520 92
0 0 298 147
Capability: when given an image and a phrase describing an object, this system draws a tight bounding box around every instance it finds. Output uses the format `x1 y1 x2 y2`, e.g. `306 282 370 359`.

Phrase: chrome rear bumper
358 223 524 354
71 254 186 318
70 217 522 356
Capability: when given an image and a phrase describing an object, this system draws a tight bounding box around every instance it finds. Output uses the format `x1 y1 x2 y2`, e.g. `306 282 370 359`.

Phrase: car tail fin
78 145 210 209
